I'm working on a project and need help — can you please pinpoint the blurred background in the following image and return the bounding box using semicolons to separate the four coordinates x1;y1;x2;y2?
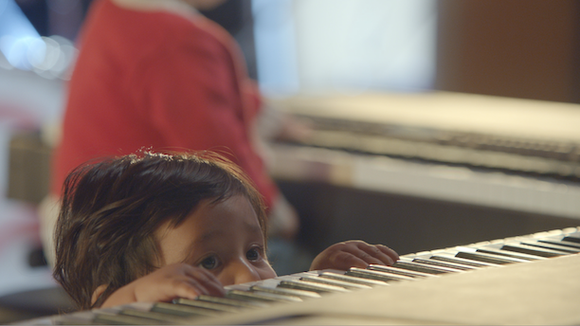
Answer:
1;0;580;322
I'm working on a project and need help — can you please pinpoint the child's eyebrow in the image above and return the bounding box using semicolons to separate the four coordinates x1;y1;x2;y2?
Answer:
191;221;264;247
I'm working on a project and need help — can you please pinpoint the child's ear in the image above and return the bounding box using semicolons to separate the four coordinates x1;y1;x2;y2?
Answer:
91;284;108;306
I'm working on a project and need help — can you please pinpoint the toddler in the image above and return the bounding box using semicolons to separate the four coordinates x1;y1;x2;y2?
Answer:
52;151;398;310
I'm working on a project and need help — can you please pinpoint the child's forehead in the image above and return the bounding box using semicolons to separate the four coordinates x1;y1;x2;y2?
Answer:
154;195;266;265
157;195;263;241
195;195;259;225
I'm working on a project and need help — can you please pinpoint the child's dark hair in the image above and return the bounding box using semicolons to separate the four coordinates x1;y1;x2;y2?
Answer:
52;150;268;309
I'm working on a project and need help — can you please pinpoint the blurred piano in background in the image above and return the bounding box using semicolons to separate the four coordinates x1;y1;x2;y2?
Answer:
265;91;580;257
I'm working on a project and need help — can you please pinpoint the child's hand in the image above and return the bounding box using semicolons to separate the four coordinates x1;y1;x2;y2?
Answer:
100;263;225;308
310;241;399;271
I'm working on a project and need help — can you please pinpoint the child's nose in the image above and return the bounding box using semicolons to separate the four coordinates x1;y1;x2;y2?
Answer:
229;260;262;285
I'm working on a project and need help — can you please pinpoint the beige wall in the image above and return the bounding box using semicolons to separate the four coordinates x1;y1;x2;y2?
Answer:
436;0;580;103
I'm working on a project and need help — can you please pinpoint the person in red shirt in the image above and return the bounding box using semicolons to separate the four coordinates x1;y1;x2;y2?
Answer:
40;0;305;267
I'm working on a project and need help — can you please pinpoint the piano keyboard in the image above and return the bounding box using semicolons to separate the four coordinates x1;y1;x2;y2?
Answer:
25;226;580;325
267;92;580;222
271;92;580;182
285;114;580;182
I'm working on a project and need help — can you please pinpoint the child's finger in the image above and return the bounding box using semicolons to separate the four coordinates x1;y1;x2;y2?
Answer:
376;244;399;261
135;275;209;303
183;266;225;297
171;278;212;300
334;251;372;269
166;277;223;301
336;245;386;267
357;243;397;265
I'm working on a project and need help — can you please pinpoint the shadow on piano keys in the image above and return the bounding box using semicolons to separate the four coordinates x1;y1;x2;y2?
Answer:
23;227;580;325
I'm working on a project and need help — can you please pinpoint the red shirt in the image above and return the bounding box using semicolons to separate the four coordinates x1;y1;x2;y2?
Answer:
51;0;278;209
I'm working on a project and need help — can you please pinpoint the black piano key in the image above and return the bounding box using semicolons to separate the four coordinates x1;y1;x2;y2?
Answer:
562;236;580;244
278;279;350;293
195;294;267;308
559;240;580;249
299;275;372;290
412;258;477;271
392;261;459;274
173;298;242;312
368;264;437;278
227;289;302;303
500;244;565;258
119;309;190;324
430;255;499;268
461;250;531;263
250;285;322;299
455;251;526;265
93;312;165;325
475;248;545;261
402;260;467;273
346;268;414;283
56;319;100;325
55;312;106;325
56;319;98;325
520;241;580;254
319;272;388;286
150;302;219;317
538;239;580;249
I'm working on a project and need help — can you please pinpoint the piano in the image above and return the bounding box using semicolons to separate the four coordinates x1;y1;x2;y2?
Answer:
267;91;580;220
22;226;580;325
264;91;580;256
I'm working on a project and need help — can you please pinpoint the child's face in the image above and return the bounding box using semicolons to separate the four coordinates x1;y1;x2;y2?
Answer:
155;195;276;286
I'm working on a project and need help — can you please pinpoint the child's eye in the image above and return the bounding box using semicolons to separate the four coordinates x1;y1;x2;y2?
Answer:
246;248;261;261
199;255;219;270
